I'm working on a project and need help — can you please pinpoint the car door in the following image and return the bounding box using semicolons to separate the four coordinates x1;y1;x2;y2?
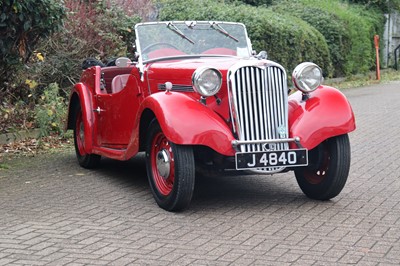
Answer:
95;73;141;148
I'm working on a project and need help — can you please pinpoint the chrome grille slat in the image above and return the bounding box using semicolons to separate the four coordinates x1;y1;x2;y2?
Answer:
250;67;259;150
229;64;289;173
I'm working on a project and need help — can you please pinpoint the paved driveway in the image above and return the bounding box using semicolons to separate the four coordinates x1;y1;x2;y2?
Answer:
1;82;400;265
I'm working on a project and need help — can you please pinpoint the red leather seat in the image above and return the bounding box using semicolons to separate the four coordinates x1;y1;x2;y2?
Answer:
111;74;130;93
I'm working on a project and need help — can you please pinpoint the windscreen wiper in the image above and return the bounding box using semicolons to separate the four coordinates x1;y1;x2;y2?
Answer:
167;22;195;44
209;22;239;42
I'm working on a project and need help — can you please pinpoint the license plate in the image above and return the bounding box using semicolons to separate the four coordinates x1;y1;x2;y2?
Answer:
235;149;308;170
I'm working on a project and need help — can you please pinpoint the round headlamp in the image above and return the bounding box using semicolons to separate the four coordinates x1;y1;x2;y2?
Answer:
292;62;323;93
192;67;222;97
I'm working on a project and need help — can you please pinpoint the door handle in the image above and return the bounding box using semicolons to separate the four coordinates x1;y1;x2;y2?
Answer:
93;107;105;114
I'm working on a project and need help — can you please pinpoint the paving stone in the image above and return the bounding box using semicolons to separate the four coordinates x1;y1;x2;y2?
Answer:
0;259;16;266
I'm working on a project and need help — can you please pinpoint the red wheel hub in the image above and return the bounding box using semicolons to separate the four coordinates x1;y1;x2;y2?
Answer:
150;132;175;196
304;146;330;185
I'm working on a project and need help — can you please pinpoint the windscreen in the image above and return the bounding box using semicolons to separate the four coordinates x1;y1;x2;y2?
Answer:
135;21;252;61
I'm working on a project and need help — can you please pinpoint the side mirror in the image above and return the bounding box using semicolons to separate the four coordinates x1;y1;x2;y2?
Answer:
115;57;132;67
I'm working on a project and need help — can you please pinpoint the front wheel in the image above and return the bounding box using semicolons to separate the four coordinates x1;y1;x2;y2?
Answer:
295;134;351;200
145;120;195;212
73;104;101;169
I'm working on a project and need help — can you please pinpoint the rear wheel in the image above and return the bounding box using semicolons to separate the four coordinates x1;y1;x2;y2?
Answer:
73;104;101;168
295;134;350;200
146;120;195;212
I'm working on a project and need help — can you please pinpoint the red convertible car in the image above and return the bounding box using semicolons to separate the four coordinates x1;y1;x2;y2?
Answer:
66;21;355;211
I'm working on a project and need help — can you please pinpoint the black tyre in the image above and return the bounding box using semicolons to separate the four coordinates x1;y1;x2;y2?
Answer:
73;104;101;169
145;119;195;212
295;134;350;200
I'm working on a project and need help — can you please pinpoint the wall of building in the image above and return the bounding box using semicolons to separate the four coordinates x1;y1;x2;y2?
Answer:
383;12;400;68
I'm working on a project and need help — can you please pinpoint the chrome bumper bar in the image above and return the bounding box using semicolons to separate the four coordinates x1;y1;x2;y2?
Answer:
232;137;302;150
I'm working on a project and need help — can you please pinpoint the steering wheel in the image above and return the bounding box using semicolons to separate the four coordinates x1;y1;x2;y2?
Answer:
142;42;180;54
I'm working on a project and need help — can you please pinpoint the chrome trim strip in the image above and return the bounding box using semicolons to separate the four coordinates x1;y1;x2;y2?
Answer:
158;83;194;92
232;137;300;147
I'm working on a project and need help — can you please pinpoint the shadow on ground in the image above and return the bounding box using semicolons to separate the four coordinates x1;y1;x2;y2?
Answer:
88;153;316;212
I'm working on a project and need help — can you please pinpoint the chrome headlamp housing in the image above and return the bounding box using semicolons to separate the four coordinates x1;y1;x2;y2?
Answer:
292;62;323;93
192;67;222;97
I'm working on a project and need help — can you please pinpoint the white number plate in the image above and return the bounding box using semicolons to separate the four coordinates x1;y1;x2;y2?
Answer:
235;149;308;170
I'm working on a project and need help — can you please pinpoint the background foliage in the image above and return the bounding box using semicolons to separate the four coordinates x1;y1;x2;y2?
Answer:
347;0;400;12
35;83;67;137
36;0;140;91
271;0;385;76
0;0;65;97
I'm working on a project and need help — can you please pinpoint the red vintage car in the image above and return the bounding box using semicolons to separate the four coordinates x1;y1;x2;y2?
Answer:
66;21;356;211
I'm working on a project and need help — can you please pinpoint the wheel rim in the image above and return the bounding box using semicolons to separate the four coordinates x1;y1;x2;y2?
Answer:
303;144;330;185
75;112;86;156
150;132;175;196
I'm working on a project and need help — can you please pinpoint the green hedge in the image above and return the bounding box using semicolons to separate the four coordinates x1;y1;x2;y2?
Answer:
348;0;400;12
272;0;385;76
157;0;333;76
272;3;350;77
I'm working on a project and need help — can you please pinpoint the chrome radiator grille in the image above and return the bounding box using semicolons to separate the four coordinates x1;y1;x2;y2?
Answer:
228;64;289;156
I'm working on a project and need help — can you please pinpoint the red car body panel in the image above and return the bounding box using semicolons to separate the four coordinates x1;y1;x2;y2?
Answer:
138;92;236;156
70;82;96;154
95;75;141;147
67;57;356;161
288;86;356;150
